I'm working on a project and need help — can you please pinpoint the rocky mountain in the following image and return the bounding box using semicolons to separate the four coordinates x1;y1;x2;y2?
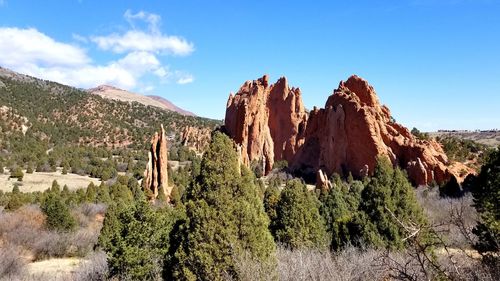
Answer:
147;95;195;116
224;75;472;186
88;85;195;116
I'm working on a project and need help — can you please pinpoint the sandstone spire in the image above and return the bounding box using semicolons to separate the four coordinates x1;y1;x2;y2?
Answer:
144;124;171;200
224;75;307;175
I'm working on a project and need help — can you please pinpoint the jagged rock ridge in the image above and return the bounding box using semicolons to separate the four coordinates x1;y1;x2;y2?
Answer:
224;75;307;175
225;74;465;186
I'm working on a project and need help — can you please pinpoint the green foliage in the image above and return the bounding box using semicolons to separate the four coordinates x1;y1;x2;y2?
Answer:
357;157;427;249
98;199;182;280
272;180;328;250
6;185;23;210
169;132;276;280
438;135;488;163
41;191;76;232
471;148;500;253
250;158;264;178
264;184;281;228
319;180;362;251
9;167;23;181
411;127;429;140
273;160;288;170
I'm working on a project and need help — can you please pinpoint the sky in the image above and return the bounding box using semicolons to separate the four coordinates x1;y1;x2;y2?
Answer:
0;0;499;131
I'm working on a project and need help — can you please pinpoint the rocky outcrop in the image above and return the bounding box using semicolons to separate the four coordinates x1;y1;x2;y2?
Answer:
293;75;454;186
225;74;462;186
144;124;171;200
316;169;332;191
224;75;307;174
181;126;212;153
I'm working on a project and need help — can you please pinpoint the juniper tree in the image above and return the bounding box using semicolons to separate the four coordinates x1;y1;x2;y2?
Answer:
273;180;328;250
168;132;276;281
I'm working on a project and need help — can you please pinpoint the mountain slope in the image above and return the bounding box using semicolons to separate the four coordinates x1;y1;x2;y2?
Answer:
147;95;195;116
88;85;195;116
0;66;219;151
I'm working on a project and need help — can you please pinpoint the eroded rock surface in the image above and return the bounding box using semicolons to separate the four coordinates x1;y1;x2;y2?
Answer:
225;74;465;186
224;75;307;174
144;124;171;200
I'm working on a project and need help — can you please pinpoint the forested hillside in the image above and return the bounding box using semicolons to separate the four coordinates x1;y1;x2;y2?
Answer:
0;67;221;181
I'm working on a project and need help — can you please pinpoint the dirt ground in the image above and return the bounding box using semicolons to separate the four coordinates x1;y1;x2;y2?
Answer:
0;169;101;193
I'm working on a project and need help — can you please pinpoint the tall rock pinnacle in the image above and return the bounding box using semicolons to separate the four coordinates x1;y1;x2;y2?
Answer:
144;124;171;201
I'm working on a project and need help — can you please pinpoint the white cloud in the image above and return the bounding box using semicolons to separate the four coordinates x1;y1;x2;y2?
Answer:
176;74;194;85
0;27;89;67
91;10;194;56
0;11;195;91
91;30;194;56
72;33;88;43
124;9;160;33
0;27;175;89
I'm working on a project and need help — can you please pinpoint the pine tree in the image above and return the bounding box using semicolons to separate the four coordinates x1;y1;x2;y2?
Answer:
273;180;328;250
169;132;276;280
472;148;500;253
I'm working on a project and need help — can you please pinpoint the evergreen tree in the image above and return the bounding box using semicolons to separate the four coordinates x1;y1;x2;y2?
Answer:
50;180;61;194
472;148;500;253
320;183;358;251
264;183;281;232
98;199;181;280
41;191;76;232
273;180;328;250
7;185;23;210
169;132;276;280
357;157;427;249
10;167;23;181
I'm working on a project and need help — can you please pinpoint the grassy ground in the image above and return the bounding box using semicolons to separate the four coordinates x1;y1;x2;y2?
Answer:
0;169;101;193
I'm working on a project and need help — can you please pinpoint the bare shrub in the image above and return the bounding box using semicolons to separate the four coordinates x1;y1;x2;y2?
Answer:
0;203;104;261
273;246;385;281
0;245;26;280
72;250;109;281
416;188;478;248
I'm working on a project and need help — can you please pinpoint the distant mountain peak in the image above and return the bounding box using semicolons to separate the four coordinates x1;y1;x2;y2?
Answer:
87;85;196;116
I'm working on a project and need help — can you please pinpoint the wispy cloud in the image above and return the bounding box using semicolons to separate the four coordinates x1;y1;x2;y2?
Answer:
176;73;194;85
91;10;194;56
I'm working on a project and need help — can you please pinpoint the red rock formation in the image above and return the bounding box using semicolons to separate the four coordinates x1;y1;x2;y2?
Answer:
292;75;454;186
224;75;307;174
144;124;172;200
181;126;211;153
224;74;464;186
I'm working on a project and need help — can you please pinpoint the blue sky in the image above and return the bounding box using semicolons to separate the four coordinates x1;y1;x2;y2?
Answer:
0;0;499;131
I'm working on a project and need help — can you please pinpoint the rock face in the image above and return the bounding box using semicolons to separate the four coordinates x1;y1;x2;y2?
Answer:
224;75;307;174
144;124;171;200
293;75;453;186
225;74;459;186
181;126;212;153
